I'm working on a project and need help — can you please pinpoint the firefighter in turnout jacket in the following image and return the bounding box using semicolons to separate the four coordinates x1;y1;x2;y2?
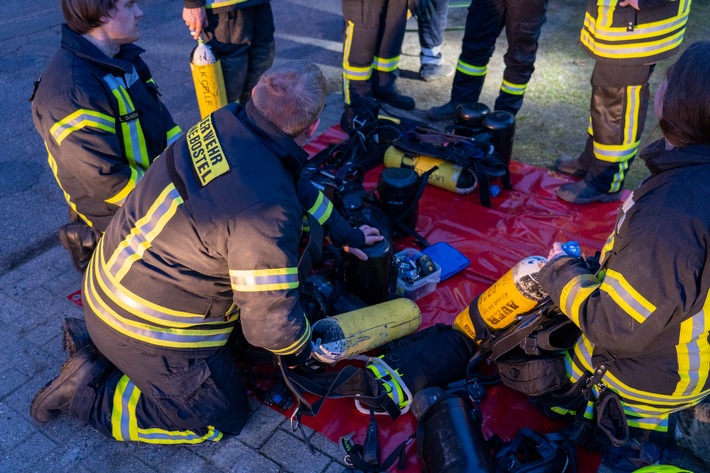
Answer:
427;0;549;121
537;41;710;472
342;0;415;110
30;62;380;443
30;0;181;271
554;0;692;204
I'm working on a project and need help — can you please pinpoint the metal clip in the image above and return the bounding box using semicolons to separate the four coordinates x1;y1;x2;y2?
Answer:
289;406;300;432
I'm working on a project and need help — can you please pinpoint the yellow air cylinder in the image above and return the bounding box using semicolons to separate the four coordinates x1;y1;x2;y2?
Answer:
190;36;227;119
453;255;548;341
311;298;422;364
383;146;477;195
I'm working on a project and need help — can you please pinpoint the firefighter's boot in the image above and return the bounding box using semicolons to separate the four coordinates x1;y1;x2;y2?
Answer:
62;317;92;358
30;345;107;422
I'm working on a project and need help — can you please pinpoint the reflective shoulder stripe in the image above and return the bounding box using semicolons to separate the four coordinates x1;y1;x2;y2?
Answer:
50;109;115;145
600;269;656;323
106;184;183;280
166;125;182;145
104;166;140;205
46;145;93;227
229;267;299;292
112;375;223;444
104;71;151;171
307;191;334;226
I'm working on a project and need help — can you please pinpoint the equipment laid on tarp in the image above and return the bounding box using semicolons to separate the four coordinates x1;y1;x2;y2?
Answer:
292;125;626;473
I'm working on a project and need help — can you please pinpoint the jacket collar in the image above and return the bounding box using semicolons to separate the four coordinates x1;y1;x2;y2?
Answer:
242;100;309;179
60;24;143;74
641;139;710;176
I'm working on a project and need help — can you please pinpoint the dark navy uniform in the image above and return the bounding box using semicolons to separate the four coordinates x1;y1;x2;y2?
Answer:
576;0;691;193
450;0;548;115
79;102;312;443
540;141;710;464
342;0;409;105
31;25;181;232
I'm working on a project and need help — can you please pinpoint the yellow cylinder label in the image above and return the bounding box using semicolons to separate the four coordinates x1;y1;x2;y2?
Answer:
452;306;478;341
190;60;228;119
477;267;539;330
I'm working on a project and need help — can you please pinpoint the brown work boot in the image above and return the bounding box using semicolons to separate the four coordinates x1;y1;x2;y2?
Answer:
556;180;621;205
30;345;103;422
554;155;587;178
62;317;92;358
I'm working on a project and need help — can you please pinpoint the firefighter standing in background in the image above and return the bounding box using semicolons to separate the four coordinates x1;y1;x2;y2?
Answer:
427;0;549;120
553;0;692;204
30;0;181;272
342;0;416;110
183;0;274;105
537;42;710;472
29;62;382;444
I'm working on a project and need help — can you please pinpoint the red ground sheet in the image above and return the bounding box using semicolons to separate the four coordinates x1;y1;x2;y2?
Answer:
66;126;626;472
298;126;629;472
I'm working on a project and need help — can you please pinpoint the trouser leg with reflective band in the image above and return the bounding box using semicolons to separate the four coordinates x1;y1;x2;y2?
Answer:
450;0;505;104
205;4;275;104
342;0;408;104
581;61;654;193
80;311;251;443
494;0;548;115
418;0;450;66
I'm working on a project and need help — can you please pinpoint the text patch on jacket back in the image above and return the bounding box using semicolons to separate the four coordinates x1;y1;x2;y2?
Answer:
187;115;230;186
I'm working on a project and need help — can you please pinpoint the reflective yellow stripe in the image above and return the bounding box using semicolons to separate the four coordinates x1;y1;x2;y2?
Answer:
559;274;601;327
104;70;151;172
50;109;115;145
85;249;235;349
456;60;487;76
581;26;686;60
112;375;223;443
46;145;93;227
107;184;183;280
229;267;299;292
204;0;249;8
307;191;333;226
166;125;182;146
373;55;400;72
592;141;639;163
269;317;312;356
600;269;656;324
105;166;140;205
500;79;527;96
674;296;710;397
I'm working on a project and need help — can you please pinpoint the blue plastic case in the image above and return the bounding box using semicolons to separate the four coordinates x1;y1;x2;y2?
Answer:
421;242;470;281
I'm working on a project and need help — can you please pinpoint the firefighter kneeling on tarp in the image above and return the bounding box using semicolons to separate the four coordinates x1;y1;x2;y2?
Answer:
28;61;383;445
528;42;710;473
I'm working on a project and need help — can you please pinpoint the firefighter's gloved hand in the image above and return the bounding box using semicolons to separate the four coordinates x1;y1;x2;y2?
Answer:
344;225;383;261
408;0;435;21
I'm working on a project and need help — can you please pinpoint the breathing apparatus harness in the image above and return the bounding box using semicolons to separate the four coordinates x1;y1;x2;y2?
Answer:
391;128;509;207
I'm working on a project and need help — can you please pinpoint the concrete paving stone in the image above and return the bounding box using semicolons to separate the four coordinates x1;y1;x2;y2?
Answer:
79;443;156;473
0;246;69;298
260;429;331;473
1;430;58;472
131;444;215;472
0;402;37;451
235;404;290;449
0;291;38;330
301;432;343;463
323;463;354;473
201;435;281;473
0;368;28;399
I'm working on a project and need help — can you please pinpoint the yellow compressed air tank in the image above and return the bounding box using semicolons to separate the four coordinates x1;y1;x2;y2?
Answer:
453;256;548;341
190;36;228;118
311;298;422;364
384;146;477;194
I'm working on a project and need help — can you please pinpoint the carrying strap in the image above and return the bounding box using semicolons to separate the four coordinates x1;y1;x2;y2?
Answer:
297;213;324;284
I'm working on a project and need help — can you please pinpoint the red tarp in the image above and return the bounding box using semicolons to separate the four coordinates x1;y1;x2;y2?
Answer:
298;126;628;472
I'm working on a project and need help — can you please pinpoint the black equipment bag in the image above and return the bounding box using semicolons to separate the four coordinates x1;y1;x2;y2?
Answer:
493;428;576;473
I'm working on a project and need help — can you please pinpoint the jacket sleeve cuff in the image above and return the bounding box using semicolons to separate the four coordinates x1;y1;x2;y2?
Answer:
281;342;313;367
343;228;366;248
184;0;205;8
